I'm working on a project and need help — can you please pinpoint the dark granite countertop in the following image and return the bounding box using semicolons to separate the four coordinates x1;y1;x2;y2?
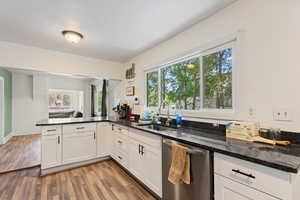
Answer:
36;118;300;173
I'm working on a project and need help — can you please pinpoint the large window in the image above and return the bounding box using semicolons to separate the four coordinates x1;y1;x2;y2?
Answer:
161;57;200;110
146;42;234;113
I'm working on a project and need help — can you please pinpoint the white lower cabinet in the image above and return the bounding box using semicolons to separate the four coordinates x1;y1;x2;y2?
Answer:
214;153;300;200
215;174;278;200
96;123;113;157
128;129;162;197
128;139;144;179
41;134;62;169
62;131;97;164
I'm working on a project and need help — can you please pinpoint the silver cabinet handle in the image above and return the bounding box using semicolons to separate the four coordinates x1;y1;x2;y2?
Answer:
47;129;56;132
58;136;60;144
94;132;96;140
76;127;85;130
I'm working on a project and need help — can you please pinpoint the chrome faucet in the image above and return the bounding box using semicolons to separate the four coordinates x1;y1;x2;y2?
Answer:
158;100;172;127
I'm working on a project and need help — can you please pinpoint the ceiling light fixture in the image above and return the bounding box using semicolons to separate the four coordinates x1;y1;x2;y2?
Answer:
62;30;83;43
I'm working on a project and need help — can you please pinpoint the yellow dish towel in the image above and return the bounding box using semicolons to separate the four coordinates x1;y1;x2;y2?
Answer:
168;142;191;184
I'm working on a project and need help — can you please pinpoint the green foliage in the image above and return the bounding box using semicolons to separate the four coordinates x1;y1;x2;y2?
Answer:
146;48;233;110
203;48;232;109
161;58;200;110
147;71;159;107
97;91;102;112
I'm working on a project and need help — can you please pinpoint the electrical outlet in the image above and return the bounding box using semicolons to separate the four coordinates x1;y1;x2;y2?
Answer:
273;109;292;121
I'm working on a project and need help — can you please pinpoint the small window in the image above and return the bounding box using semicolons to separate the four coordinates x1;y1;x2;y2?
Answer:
48;89;84;118
146;71;159;107
202;48;233;109
161;57;200;110
96;90;103;114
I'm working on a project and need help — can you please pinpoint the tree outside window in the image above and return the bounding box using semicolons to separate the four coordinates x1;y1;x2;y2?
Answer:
161;58;200;110
147;71;159;107
203;48;232;109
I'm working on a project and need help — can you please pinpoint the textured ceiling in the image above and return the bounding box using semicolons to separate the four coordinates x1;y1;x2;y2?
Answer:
0;0;236;61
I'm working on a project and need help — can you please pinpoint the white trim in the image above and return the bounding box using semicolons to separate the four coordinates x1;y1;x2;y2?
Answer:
13;132;41;136
0;77;4;142
143;31;242;72
1;133;12;144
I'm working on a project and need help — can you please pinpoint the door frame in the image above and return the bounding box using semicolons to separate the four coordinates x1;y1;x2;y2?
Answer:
0;77;4;143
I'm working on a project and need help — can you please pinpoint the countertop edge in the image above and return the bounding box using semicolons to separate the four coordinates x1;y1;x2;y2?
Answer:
36;119;299;173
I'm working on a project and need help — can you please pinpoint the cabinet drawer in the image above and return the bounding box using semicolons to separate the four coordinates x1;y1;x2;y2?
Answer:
63;123;96;134
42;126;61;136
114;135;128;154
129;128;162;148
114;150;128;169
113;124;129;136
214;153;292;200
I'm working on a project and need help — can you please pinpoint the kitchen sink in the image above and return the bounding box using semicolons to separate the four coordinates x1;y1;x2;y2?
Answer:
139;124;178;133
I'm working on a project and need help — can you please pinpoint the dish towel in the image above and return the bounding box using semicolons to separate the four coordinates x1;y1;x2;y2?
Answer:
168;142;191;184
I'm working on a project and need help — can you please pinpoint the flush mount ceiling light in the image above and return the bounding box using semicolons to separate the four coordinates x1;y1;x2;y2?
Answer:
62;30;83;43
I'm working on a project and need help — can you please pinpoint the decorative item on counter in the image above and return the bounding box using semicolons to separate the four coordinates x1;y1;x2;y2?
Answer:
126;86;135;96
125;63;136;79
112;102;131;120
175;106;183;127
253;128;291;145
226;122;291;146
141;108;151;121
226;121;260;142
149;111;159;124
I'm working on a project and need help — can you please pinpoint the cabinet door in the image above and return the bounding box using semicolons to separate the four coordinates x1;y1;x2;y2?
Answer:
62;131;96;164
215;174;279;200
128;139;144;180
97;123;113;157
141;144;162;197
41;134;61;169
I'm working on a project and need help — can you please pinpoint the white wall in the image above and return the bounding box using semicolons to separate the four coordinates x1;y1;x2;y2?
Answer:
0;41;123;79
12;73;91;135
124;0;300;132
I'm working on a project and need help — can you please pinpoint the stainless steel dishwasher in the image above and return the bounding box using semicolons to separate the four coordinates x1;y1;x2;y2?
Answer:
162;138;212;200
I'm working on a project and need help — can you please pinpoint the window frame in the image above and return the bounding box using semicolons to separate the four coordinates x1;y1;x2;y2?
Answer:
145;69;160;109
145;35;238;119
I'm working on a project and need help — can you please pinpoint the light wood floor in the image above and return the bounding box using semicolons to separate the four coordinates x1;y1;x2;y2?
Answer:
0;134;41;174
0;160;157;200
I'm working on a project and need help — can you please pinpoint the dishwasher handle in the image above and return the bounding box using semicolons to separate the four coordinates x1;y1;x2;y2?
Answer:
163;140;205;155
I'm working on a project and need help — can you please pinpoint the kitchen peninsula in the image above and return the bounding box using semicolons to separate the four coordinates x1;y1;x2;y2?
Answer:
37;117;300;200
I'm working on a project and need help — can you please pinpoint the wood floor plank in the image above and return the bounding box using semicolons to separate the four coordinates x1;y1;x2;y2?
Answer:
0;160;157;200
0;134;41;174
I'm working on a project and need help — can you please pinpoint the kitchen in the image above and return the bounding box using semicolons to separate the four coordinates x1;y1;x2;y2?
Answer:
1;0;300;200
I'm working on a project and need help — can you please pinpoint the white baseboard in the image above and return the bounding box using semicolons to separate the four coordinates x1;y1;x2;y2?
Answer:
13;132;41;136
1;133;13;144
